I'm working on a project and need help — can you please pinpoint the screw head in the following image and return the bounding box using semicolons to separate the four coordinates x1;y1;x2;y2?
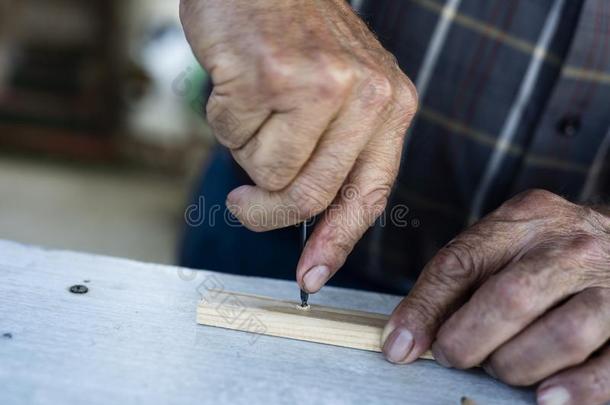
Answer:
69;284;89;294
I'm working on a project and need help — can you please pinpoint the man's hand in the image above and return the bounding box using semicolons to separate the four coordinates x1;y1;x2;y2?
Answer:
382;189;610;405
180;0;417;293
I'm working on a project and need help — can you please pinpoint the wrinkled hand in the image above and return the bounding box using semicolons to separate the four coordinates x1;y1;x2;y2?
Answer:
180;0;417;293
382;190;610;405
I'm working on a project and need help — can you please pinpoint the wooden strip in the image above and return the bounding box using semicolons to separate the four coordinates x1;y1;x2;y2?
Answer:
197;290;434;360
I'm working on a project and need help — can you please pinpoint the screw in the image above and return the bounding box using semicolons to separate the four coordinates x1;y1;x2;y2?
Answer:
69;284;89;294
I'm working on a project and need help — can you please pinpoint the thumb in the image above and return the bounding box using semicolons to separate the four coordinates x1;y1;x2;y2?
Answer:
381;217;534;364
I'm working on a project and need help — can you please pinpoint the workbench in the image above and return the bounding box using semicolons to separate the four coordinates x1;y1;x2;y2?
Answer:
0;240;534;404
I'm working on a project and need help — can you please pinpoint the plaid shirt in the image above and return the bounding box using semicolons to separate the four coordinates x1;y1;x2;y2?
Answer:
344;0;610;292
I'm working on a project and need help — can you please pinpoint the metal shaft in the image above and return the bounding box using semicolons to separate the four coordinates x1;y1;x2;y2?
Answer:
300;222;309;307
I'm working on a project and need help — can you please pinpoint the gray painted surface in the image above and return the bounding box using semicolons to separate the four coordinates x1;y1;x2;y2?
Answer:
0;240;534;404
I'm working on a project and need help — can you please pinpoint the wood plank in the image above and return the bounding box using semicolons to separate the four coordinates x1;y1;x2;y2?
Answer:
197;290;434;359
0;240;532;405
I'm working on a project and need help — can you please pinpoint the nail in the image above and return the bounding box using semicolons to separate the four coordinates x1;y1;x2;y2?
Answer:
431;343;452;368
537;385;570;405
302;265;330;293
382;327;414;363
227;186;249;204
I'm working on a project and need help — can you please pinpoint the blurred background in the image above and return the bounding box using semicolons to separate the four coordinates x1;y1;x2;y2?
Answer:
0;0;212;264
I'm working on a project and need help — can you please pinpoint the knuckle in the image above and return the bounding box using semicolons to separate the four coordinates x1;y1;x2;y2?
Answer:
212;130;243;149
487;354;522;386
329;226;359;260
358;184;392;216
519;188;561;204
231;134;259;161
546;314;594;359
206;104;244;148
493;271;536;315
374;74;394;103
401;292;445;334
435;335;477;369
379;48;400;68
359;71;394;108
251;165;293;191
261;174;290;192
566;234;603;262
585;206;610;233
241;154;297;193
427;241;478;285
261;51;355;99
238;136;313;191
490;360;533;386
260;51;300;89
331;183;391;230
289;181;329;219
396;76;419;118
580;287;609;310
310;58;355;99
499;189;565;219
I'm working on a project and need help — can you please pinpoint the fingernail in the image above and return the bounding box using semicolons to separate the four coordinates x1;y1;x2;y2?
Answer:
382;327;414;363
431;343;452;368
302;265;330;293
537;385;570;405
227;186;249;204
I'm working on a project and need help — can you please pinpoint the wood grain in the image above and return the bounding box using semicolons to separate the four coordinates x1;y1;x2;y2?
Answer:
197;290;434;359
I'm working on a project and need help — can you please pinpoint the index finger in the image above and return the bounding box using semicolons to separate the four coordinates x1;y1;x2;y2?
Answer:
381;208;539;364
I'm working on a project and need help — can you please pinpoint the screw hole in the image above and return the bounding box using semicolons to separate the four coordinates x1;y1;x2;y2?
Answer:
69;285;89;294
